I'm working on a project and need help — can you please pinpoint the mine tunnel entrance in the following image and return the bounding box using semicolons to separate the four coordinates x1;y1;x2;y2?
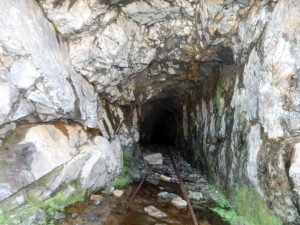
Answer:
139;97;183;153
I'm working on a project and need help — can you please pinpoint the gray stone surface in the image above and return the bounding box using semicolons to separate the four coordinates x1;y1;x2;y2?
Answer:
144;205;168;219
0;0;299;224
0;124;122;205
0;0;98;127
171;197;187;210
144;153;163;165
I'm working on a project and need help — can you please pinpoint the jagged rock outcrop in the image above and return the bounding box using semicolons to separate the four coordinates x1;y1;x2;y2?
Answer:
0;0;299;224
0;123;122;210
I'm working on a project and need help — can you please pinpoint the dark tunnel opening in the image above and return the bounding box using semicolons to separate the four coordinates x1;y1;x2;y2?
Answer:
139;97;182;147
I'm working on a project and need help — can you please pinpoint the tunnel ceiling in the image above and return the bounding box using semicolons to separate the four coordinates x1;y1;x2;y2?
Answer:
39;0;242;105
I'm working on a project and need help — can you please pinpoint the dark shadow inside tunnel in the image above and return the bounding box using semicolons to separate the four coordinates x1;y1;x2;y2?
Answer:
139;97;182;147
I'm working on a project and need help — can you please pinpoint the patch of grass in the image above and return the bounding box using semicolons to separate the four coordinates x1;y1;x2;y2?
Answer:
233;187;283;225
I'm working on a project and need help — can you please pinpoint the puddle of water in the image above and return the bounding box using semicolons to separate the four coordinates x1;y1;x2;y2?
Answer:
59;182;228;225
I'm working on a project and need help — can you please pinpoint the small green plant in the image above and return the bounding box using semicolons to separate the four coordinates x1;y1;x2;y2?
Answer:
211;207;237;222
216;193;231;209
210;190;237;223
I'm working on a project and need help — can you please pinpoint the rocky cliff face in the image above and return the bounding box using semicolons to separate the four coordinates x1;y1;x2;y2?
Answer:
0;0;299;224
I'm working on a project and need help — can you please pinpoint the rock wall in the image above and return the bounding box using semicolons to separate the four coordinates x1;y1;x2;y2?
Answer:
0;0;299;224
180;1;300;223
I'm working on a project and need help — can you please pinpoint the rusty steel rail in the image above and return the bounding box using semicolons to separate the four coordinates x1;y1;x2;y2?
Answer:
117;169;149;225
126;168;149;209
167;147;199;225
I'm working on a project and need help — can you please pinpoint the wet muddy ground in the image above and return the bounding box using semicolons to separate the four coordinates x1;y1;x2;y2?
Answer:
59;181;227;225
59;145;228;225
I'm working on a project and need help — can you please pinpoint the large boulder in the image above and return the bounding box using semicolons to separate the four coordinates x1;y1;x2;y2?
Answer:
0;123;122;206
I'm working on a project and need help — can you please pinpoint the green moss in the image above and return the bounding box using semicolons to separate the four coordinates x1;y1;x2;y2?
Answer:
233;187;282;225
210;188;237;223
211;207;237;222
1;129;17;151
1;186;84;225
214;80;222;115
134;84;145;96
106;148;136;189
209;186;283;225
0;211;12;225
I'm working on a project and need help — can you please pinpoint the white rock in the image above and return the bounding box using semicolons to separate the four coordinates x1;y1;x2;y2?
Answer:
113;190;124;198
0;124;122;201
144;205;167;219
171;197;187;209
289;143;300;195
160;174;171;182
0;0;98;127
144;153;163;165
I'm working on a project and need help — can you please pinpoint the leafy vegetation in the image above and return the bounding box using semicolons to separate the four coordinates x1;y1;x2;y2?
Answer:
211;190;237;223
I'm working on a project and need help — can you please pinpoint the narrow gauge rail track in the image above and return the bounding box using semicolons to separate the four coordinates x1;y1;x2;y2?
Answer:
118;144;200;225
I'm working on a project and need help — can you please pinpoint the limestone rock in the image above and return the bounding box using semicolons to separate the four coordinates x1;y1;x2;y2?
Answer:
171;197;187;209
158;192;179;202
0;0;98;127
90;194;103;202
144;153;163;165
113;190;124;198
160;174;171;182
188;191;203;201
0;124;122;205
144;205;167;219
289;143;300;196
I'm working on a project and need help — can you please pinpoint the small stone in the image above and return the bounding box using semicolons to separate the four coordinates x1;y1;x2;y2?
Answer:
171;197;187;209
132;171;141;182
188;191;203;201
71;213;78;219
90;194;103;201
54;211;65;220
113;189;124;198
101;186;114;196
158;192;179;202
160;174;171;182
144;153;163;165
90;194;103;205
146;173;160;186
144;205;167;219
